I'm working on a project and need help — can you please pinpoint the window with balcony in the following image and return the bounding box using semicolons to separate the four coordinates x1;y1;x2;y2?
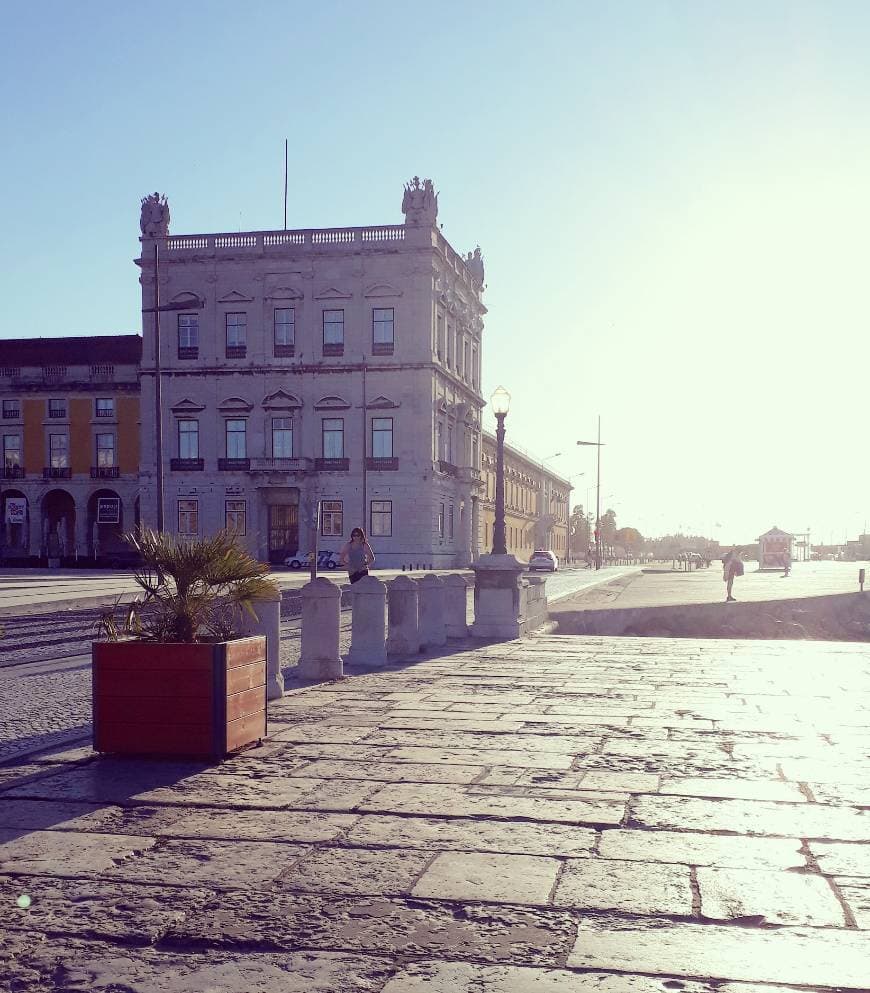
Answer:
178;499;198;536
367;417;397;469
322;309;344;356
3;434;21;477
448;502;454;539
225;313;247;358
322;418;344;458
226;499;246;535
95;398;114;418
220;419;248;469
48;398;66;419
438;502;445;538
372;307;394;355
46;433;69;477
272;417;293;458
178;314;199;359
370;500;392;537
171;419;203;470
2;400;19;419
274;307;295;357
321;500;343;537
96;433;115;466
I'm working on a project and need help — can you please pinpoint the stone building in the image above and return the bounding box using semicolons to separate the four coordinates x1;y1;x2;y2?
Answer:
479;431;571;562
0;336;141;565
136;180;486;568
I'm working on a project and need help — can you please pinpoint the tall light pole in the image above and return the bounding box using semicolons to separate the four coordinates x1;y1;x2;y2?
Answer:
490;386;511;554
577;416;604;569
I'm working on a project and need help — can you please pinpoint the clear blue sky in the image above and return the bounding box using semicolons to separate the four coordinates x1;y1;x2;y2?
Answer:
3;1;869;545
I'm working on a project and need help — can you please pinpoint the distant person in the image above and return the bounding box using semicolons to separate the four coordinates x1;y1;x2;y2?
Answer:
339;527;375;584
722;548;743;602
782;550;791;577
585;548;594;569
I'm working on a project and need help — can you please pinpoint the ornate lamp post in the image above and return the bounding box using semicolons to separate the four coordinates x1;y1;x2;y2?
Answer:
490;386;511;554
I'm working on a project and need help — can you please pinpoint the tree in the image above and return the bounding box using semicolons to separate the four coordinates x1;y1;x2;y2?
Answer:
598;509;617;553
569;504;591;552
614;526;644;552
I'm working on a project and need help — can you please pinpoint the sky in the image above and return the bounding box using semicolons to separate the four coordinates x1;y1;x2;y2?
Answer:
2;0;869;546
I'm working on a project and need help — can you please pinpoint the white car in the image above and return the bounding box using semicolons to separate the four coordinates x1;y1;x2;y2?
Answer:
284;550;341;570
528;549;559;572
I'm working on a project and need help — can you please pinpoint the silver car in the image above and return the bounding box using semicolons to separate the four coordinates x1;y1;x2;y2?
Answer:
529;549;558;572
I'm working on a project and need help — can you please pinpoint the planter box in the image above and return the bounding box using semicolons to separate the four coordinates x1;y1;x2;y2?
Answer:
92;636;267;759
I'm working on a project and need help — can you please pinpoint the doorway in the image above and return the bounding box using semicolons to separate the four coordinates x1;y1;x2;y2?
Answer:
268;503;299;563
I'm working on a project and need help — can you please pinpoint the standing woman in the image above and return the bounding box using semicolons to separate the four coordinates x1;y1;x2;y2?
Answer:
340;527;375;584
723;547;743;602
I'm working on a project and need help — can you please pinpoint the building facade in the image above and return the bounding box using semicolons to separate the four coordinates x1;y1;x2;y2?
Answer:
479;431;571;562
137;180;486;568
0;336;141;565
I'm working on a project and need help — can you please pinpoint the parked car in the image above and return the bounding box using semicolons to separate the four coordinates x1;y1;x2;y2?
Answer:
529;549;559;572
284;550;341;570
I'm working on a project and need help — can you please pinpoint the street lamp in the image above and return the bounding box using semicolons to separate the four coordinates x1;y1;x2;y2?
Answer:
577;416;605;569
490;386;511;555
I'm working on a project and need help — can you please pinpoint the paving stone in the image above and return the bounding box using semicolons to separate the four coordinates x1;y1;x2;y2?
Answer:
0;828;155;876
385;745;576;769
162;808;357;843
345;814;597;857
360;783;625;824
517;770;659;793
569;921;870;987
697;866;845;925
631;795;870;839
277;846;430;896
0;798;113;833
380;717;526;732
167;890;578;966
382;961;724;992
103;837;308;888
600;829;804;868
659;778;806;802
295;758;485;784
369;729;599;752
808;782;870;806
269;724;376;743
412;851;559;904
838;878;870;928
811;840;870;877
554;858;692;915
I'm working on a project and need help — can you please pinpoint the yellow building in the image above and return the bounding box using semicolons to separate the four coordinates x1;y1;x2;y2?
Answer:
480;430;570;562
0;336;141;564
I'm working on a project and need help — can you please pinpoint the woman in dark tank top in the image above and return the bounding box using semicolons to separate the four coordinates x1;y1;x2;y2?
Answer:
339;527;375;583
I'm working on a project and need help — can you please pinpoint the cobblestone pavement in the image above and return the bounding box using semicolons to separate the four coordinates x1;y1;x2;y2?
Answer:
1;634;869;990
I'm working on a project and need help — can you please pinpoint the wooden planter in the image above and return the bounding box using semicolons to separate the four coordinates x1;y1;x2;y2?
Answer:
92;636;267;759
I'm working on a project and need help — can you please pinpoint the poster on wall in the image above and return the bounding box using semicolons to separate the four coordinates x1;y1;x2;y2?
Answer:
5;498;26;525
96;497;120;525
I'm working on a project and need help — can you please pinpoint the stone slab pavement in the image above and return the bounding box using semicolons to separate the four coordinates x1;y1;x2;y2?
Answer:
1;633;869;990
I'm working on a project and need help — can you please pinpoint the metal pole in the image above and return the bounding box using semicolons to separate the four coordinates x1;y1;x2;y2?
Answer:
493;412;507;554
283;139;288;231
309;499;320;583
153;242;165;532
595;415;601;569
361;358;367;537
566;487;571;566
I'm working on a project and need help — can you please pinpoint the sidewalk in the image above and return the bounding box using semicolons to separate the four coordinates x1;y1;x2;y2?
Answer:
1;633;869;990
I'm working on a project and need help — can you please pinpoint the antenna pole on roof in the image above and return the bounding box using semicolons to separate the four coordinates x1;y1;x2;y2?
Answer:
283;138;288;230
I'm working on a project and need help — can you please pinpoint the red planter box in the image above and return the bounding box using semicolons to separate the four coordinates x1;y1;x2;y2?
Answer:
92;636;267;759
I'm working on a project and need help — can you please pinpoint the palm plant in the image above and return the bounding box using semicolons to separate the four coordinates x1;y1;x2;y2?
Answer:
99;527;280;643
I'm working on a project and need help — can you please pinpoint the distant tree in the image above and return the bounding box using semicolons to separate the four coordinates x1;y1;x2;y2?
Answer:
598;509;617;552
569;504;591;552
614;526;644;552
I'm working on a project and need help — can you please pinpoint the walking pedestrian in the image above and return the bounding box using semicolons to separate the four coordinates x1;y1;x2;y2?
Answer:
782;550;791;577
723;548;743;602
339;527;375;584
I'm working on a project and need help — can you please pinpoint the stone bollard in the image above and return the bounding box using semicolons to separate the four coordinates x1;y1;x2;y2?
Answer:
443;573;469;639
347;575;388;667
387;575;420;657
238;593;283;700
298;578;343;681
418;573;447;650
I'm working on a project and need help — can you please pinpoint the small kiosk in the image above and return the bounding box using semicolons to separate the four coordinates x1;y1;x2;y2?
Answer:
758;527;794;571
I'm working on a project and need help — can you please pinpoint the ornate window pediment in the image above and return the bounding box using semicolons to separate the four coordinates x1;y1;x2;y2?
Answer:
437;399;449;414
217;396;254;413
170;398;206;414
314;286;352;301
265;286;303;301
217;290;254;304
363;283;402;299
262;389;303;410
314;395;351;411
169;291;204;309
366;395;399;410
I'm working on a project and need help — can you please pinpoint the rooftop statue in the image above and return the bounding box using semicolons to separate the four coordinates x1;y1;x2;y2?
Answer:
401;176;438;226
140;192;170;237
466;245;485;284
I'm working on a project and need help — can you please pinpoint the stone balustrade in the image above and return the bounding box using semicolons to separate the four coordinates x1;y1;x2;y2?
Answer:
163;225;406;255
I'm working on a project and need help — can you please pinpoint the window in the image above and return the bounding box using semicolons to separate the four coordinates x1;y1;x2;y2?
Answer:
48;398;66;418
226;499;246;535
448;503;454;539
2;400;19;419
372;307;394;353
178;419;199;458
178;499;198;536
178;315;199;357
3;435;21;467
50;433;68;468
447;324;454;367
463;341;469;380
436;313;444;359
272;417;293;458
273;307;295;356
321;500;343;537
447;425;454;464
435;421;443;461
322;418;344;458
96;433;115;467
322;309;344;354
371;417;393;458
438;502;445;537
370;500;392;537
226;313;247;355
225;419;247;458
95;398;114;418
472;346;479;388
